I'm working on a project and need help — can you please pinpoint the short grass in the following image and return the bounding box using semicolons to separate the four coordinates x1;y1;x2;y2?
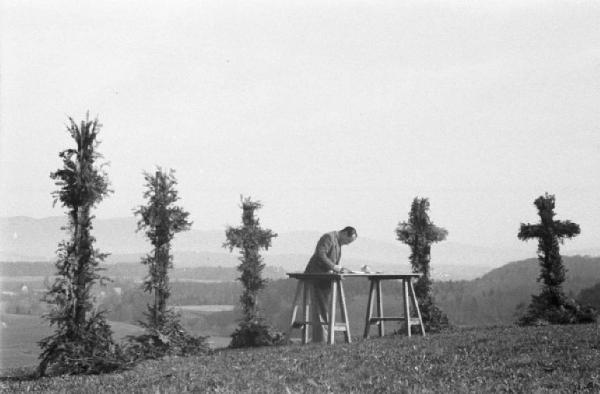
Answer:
2;324;600;392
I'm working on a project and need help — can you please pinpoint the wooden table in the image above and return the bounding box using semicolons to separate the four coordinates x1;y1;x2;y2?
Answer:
286;272;425;345
286;273;351;345
362;273;425;339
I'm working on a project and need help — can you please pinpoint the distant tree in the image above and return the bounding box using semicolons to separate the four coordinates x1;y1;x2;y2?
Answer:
39;114;121;376
129;168;207;359
396;197;450;332
518;193;595;325
223;196;283;347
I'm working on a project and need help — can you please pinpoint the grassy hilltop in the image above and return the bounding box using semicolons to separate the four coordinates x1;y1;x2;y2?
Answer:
2;324;599;392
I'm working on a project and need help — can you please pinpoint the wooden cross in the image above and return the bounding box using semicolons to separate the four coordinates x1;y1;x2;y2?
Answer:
518;193;580;305
518;193;580;244
396;198;447;291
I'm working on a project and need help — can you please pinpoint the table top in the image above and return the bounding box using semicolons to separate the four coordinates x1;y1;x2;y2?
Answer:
287;272;421;280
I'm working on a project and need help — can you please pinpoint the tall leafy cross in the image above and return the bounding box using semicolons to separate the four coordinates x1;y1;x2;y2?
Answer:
39;114;116;376
396;197;448;301
135;168;192;327
224;196;277;321
518;193;580;308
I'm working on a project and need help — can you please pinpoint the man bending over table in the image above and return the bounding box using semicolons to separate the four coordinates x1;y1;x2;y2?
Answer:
304;226;357;342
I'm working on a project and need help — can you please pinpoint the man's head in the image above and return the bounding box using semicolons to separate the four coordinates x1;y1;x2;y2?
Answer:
339;226;357;245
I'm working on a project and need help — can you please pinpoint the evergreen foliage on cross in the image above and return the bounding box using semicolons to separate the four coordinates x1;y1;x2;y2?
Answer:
518;193;579;304
135;168;192;326
396;197;450;332
517;193;596;325
396;198;448;299
224;196;284;347
39;114;120;376
128;168;208;359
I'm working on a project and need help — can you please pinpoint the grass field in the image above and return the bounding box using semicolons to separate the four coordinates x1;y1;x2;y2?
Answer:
2;323;599;392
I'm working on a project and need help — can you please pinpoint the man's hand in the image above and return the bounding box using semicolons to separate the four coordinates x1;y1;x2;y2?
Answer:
332;265;343;273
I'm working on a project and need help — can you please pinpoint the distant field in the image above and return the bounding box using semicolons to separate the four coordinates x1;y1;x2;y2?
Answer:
0;314;52;371
173;305;234;312
206;336;231;349
171;279;232;283
0;314;144;372
0;276;47;283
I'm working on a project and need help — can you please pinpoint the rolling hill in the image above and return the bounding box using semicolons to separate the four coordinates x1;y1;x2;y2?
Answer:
433;255;600;326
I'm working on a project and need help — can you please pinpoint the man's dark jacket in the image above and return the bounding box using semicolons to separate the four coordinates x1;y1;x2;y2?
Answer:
304;231;342;273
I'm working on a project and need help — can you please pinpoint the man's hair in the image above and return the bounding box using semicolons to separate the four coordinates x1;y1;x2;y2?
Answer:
341;226;357;237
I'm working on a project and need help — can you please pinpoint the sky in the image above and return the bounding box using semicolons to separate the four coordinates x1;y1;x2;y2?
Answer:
1;0;599;251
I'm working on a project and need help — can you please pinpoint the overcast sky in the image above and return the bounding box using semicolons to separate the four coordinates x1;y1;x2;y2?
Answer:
1;1;599;250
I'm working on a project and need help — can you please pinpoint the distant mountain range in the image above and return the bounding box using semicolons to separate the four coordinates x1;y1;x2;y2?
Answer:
1;216;598;280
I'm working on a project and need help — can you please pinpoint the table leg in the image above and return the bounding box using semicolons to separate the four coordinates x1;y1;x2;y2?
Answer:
376;279;385;337
302;281;311;344
408;279;426;336
403;279;411;337
338;280;351;343
328;279;338;345
287;280;303;343
363;279;375;338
